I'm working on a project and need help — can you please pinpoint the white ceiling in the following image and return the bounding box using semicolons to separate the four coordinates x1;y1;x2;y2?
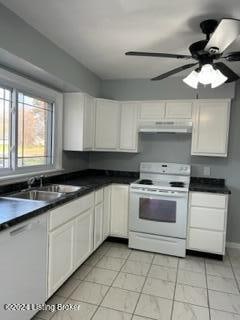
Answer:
1;0;240;80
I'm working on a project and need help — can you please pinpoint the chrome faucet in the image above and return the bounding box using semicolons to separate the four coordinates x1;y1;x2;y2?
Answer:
27;177;35;189
39;175;45;188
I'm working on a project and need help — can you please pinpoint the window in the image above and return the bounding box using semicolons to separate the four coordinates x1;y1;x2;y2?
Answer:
17;92;53;168
0;84;55;175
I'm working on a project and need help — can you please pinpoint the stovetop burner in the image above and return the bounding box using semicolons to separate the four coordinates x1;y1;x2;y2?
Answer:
139;179;153;185
170;181;185;188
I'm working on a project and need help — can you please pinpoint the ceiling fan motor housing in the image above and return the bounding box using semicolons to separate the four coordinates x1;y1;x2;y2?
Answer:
200;19;219;37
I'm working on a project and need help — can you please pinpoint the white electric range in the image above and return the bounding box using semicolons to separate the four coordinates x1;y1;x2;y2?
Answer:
129;162;191;257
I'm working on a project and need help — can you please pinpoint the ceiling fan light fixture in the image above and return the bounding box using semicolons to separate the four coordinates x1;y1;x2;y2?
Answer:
182;70;199;89
211;69;228;88
198;64;215;85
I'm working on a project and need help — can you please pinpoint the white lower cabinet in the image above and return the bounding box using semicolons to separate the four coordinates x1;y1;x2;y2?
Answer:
94;202;104;250
103;185;111;239
188;228;225;254
110;184;129;238
74;208;94;268
187;191;228;255
48;194;94;297
48;220;75;296
48;184;130;297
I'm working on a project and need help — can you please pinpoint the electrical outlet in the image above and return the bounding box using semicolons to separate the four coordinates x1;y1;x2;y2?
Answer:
203;166;211;176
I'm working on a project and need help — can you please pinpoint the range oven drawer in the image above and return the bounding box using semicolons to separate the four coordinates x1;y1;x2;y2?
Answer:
129;231;186;257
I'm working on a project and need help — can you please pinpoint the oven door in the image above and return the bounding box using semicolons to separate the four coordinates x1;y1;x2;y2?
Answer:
129;188;188;239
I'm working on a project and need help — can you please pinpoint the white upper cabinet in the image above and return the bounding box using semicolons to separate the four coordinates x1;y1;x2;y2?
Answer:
191;99;231;157
64;93;231;157
165;100;193;119
119;102;139;152
139;101;165;121
63;93;94;151
83;94;95;149
139;100;193;121
95;98;120;150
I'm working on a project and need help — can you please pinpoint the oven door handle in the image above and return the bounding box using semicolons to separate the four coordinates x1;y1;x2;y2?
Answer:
130;188;188;198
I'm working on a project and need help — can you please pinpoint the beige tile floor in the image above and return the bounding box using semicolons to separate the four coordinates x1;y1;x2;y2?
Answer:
32;242;240;320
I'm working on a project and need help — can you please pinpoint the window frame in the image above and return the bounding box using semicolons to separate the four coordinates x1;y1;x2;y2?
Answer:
0;84;13;174
0;67;63;179
14;90;54;171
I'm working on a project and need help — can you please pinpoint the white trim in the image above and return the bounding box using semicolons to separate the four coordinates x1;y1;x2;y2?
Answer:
226;242;240;249
0;168;64;186
0;67;63;177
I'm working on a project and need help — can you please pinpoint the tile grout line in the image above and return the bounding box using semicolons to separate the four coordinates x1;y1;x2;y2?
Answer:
227;250;240;294
50;244;112;320
170;257;180;320
130;252;155;320
41;243;240;320
89;244;132;320
204;258;212;320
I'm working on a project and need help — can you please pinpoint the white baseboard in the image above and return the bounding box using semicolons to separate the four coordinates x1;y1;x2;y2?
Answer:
226;242;240;249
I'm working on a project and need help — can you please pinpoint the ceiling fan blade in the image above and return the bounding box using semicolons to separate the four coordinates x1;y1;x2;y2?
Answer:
151;63;198;81
214;62;239;82
205;19;240;54
223;51;240;61
125;51;193;60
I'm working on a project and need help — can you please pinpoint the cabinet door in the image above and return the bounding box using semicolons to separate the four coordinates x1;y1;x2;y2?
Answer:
165;101;192;119
95;99;120;149
139;101;165;120
103;186;111;240
94;202;104;249
120;103;138;151
83;94;94;150
74;208;94;269
48;220;74;296
110;184;129;238
191;100;231;157
63;93;84;151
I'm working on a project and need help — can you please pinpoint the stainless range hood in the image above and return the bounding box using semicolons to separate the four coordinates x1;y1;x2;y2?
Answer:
139;121;192;134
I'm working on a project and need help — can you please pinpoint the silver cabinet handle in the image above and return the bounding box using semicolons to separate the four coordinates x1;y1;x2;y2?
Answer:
10;224;30;236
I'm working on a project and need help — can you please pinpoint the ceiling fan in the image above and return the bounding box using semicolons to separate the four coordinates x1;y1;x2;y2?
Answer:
125;19;240;88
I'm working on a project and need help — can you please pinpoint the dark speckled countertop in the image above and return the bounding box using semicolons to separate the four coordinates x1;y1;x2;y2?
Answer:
0;169;138;232
190;177;231;195
0;170;231;232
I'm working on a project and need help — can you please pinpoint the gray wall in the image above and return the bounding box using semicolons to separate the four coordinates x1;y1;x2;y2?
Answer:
0;3;100;96
100;77;235;100
62;152;89;172
90;79;240;243
0;3;100;171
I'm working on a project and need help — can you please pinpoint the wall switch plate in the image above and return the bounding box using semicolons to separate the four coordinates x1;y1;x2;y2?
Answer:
203;166;211;176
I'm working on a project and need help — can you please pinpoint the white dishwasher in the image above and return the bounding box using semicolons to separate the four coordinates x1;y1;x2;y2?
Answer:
0;214;47;320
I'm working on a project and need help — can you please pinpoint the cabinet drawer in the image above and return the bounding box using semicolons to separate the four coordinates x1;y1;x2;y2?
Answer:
49;193;94;230
188;228;225;254
95;188;104;205
189;207;225;231
190;192;227;209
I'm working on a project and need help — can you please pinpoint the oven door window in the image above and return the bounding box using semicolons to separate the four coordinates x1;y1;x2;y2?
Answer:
139;197;176;223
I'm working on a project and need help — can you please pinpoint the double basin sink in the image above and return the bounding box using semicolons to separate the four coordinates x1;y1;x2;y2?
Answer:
8;184;82;202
